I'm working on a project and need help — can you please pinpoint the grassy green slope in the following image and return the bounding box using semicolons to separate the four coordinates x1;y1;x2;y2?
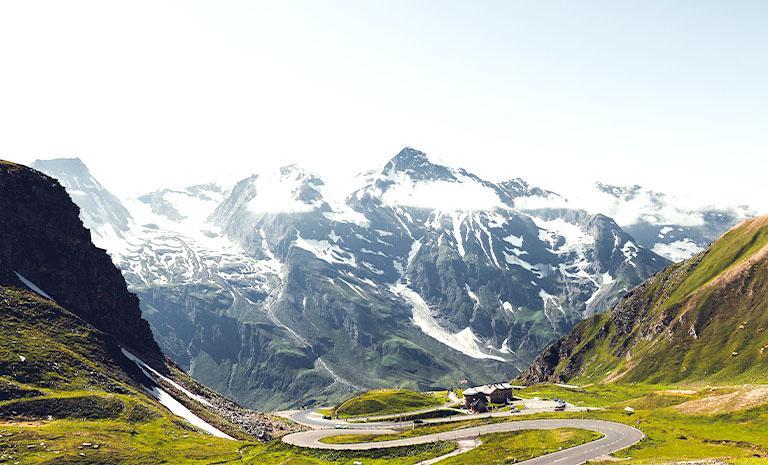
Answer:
525;216;768;385
0;286;248;464
332;389;448;418
0;286;460;465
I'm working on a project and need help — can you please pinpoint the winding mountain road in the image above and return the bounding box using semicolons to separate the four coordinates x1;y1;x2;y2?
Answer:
283;419;644;465
285;400;594;430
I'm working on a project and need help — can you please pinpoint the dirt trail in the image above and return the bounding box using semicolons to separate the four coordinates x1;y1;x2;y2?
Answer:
675;385;768;414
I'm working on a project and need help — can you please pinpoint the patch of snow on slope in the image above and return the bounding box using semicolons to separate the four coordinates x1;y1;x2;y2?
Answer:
393;260;404;275
451;212;467;257
622;241;639;267
539;289;566;329
362;261;384;275
486;212;507;228
121;348;213;407
474;214;502;267
120;349;233;440
339;278;366;300
585;272;615;306
406;239;422;269
503;234;523;247
392;284;506;362
539;290;564;314
499;338;513;354
315;357;364;391
465;284;480;305
294;234;356;267
13;272;54;300
653;239;705;262
502;252;542;278
322;208;370;227
534;218;593;253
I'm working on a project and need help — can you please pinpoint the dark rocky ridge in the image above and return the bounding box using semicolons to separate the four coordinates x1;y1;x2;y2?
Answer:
0;161;162;364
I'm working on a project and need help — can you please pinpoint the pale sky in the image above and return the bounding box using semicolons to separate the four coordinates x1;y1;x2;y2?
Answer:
1;1;766;210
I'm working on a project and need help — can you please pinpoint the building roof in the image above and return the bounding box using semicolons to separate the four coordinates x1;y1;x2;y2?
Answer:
463;382;518;396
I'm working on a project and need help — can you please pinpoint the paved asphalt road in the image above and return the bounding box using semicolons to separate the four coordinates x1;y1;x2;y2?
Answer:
287;404;593;430
282;419;644;465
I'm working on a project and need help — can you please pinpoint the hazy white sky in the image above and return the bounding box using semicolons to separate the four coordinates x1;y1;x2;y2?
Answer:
1;1;766;210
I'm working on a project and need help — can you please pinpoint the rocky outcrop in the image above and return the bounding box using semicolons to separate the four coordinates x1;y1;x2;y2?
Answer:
0;161;162;363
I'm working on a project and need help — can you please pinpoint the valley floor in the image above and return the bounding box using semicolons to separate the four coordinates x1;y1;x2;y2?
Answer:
5;383;768;464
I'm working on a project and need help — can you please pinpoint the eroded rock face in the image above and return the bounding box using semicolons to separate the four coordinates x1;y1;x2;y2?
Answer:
0;161;161;364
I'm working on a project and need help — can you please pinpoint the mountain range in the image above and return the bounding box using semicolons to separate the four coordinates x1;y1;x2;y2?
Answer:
30;148;752;409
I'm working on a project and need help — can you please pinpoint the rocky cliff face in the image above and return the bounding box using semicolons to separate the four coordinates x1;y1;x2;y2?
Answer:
0;161;161;363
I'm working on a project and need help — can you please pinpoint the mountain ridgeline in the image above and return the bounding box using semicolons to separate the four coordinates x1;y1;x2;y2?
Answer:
523;215;768;385
30;148;746;410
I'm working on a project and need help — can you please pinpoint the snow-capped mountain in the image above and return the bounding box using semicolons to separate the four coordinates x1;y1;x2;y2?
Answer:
34;148;677;409
515;181;754;262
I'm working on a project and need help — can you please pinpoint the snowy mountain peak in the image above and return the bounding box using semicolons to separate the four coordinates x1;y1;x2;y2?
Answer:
385;146;430;170
381;147;456;182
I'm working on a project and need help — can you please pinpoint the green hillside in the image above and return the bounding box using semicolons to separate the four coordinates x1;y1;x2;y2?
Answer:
0;285;253;464
332;389;448;418
523;216;768;385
